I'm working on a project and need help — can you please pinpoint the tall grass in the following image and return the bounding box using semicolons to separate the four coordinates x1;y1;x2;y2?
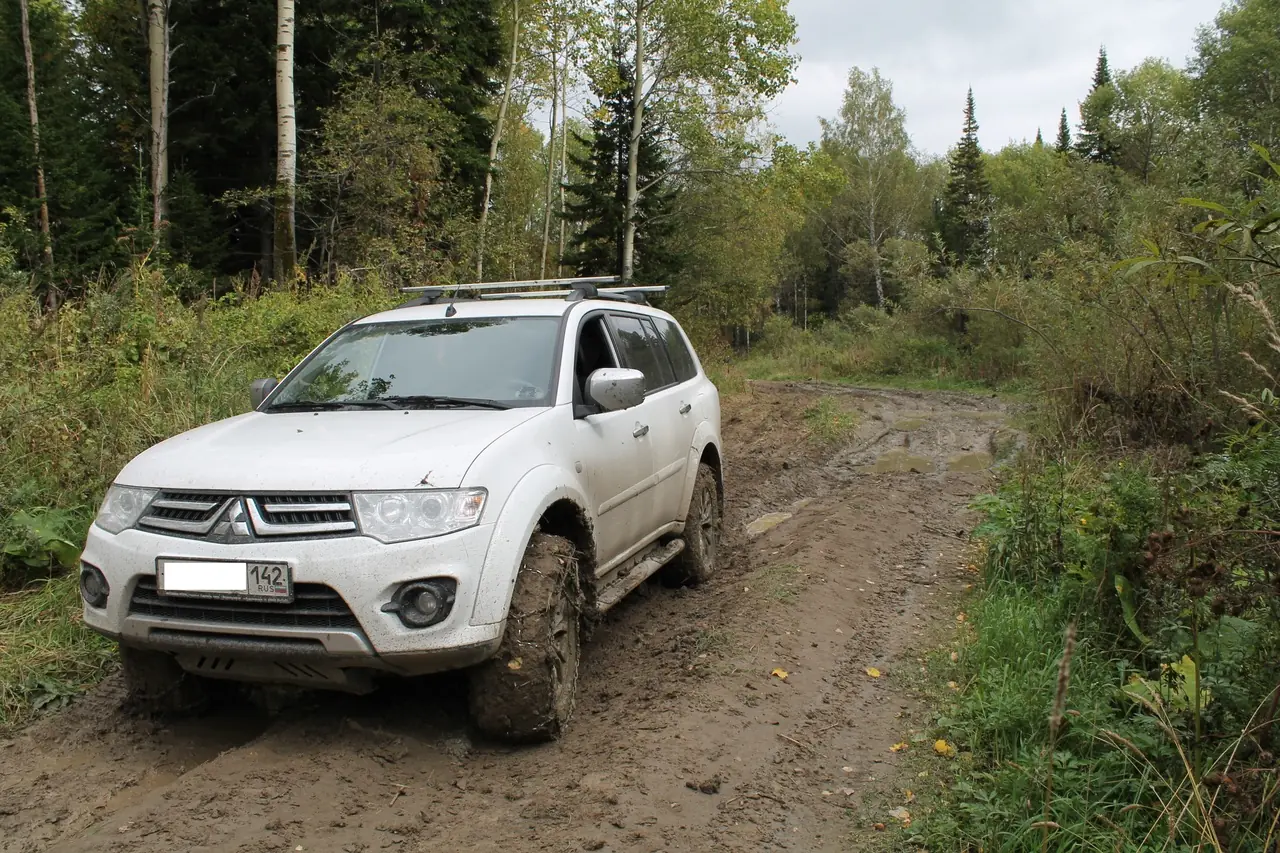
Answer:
925;449;1280;852
0;575;113;731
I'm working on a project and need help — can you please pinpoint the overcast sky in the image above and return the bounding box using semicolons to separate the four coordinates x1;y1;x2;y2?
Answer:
766;0;1226;157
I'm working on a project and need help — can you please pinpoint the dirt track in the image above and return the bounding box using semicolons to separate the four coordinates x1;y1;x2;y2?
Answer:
0;382;1014;853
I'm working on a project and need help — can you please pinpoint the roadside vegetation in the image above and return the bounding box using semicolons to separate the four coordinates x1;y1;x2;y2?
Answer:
1;0;1279;844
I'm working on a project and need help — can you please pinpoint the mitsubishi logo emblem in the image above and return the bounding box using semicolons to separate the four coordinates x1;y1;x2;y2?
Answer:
211;498;253;541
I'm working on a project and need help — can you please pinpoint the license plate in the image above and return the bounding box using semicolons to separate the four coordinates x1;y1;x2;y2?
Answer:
157;559;293;601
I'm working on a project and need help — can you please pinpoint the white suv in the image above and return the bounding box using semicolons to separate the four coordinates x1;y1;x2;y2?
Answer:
79;281;723;741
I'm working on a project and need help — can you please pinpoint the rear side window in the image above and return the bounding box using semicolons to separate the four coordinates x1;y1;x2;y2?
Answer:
657;319;698;383
610;314;675;392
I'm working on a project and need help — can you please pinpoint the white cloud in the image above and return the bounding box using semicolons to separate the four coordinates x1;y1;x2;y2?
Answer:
767;0;1225;156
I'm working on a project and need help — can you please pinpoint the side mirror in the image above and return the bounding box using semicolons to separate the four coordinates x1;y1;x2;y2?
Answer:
250;378;279;409
585;368;645;412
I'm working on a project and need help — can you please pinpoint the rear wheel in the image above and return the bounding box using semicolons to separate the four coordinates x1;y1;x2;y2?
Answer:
468;533;581;742
120;645;209;715
663;463;722;586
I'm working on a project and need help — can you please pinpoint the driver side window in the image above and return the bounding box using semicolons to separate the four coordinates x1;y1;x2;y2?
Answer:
574;316;618;404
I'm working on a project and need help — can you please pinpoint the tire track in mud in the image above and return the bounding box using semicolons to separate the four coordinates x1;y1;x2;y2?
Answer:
0;382;1012;853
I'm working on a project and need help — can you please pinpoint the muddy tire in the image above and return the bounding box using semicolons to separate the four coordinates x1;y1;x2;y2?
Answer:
663;463;722;586
120;645;208;715
469;533;581;743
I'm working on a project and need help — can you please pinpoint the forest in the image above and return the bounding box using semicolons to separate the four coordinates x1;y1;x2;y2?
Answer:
3;0;1280;849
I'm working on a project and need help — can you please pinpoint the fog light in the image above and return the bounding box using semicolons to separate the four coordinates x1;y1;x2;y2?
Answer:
381;579;456;629
80;562;109;608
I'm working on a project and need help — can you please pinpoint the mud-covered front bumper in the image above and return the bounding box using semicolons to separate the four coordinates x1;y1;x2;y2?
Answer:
80;522;505;680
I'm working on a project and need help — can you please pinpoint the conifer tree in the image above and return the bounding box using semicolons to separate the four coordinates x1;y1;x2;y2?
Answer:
562;55;678;281
1034;127;1044;147
1055;107;1072;153
1076;46;1120;165
938;87;991;266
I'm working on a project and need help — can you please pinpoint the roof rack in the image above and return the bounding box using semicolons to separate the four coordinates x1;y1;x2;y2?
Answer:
398;276;667;305
401;276;621;294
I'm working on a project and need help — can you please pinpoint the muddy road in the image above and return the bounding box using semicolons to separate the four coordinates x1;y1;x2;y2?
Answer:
1;382;1014;853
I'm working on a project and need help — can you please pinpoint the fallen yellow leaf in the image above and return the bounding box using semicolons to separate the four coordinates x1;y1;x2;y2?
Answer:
865;667;882;678
770;668;789;681
904;789;915;803
890;742;909;753
947;680;960;691
934;739;957;758
507;658;522;671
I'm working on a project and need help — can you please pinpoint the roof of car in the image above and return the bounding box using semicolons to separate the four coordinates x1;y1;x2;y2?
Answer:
354;296;672;326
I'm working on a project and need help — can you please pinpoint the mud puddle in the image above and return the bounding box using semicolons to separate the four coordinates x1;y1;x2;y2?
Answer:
0;381;1012;853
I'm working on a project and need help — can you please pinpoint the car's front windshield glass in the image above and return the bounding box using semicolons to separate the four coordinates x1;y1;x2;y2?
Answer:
268;317;560;410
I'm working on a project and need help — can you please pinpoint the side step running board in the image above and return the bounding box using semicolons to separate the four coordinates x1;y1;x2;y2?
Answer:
592;539;686;616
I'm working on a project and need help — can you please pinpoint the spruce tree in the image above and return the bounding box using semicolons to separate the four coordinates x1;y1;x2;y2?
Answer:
938;88;991;266
1034;128;1044;147
561;56;678;281
1055;108;1072;153
1076;46;1120;165
1092;46;1112;88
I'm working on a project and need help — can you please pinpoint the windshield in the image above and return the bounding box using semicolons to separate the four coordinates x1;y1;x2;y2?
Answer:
268;317;560;410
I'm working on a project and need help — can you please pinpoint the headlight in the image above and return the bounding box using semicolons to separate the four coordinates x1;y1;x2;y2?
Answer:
354;489;487;544
94;485;158;534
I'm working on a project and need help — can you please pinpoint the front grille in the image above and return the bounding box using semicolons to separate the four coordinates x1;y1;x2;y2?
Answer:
249;494;357;534
139;492;229;535
137;492;358;539
129;577;361;630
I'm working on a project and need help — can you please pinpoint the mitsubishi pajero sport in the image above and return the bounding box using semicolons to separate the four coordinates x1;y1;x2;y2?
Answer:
78;278;723;742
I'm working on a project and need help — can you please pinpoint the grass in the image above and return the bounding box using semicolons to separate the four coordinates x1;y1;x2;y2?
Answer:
0;575;114;731
751;563;803;605
804;396;860;443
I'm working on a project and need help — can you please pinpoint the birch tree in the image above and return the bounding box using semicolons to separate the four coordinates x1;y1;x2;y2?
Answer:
18;0;53;273
476;0;521;281
275;0;297;281
146;0;170;243
613;0;797;282
819;68;925;308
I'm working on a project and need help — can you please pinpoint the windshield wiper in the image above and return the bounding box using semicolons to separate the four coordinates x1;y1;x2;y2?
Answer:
265;400;349;411
377;395;513;411
266;399;399;412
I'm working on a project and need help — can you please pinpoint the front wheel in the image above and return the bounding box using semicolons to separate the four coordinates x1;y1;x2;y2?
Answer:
468;533;581;742
663;463;722;586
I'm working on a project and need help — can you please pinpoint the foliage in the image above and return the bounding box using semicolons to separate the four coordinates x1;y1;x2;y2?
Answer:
562;54;679;281
1195;0;1280;155
926;445;1280;851
0;574;114;731
1077;47;1122;167
938;89;993;267
818;68;936;308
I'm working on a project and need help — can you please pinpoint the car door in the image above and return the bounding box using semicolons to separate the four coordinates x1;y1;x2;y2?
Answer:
650;316;705;523
605;313;689;533
570;314;656;568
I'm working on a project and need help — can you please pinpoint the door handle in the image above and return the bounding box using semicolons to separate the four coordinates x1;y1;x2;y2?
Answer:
679;403;692;415
633;423;650;438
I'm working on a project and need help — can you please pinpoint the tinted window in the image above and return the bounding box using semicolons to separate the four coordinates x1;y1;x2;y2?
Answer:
611;315;675;392
657;319;698;383
271;317;559;408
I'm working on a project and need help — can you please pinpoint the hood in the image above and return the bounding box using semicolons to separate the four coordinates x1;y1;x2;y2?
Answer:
116;408;547;492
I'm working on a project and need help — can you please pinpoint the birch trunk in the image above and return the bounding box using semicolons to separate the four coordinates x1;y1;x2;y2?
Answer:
147;0;169;243
556;53;569;276
621;0;646;283
476;0;520;281
538;61;560;277
868;192;884;309
18;0;53;271
274;0;297;282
